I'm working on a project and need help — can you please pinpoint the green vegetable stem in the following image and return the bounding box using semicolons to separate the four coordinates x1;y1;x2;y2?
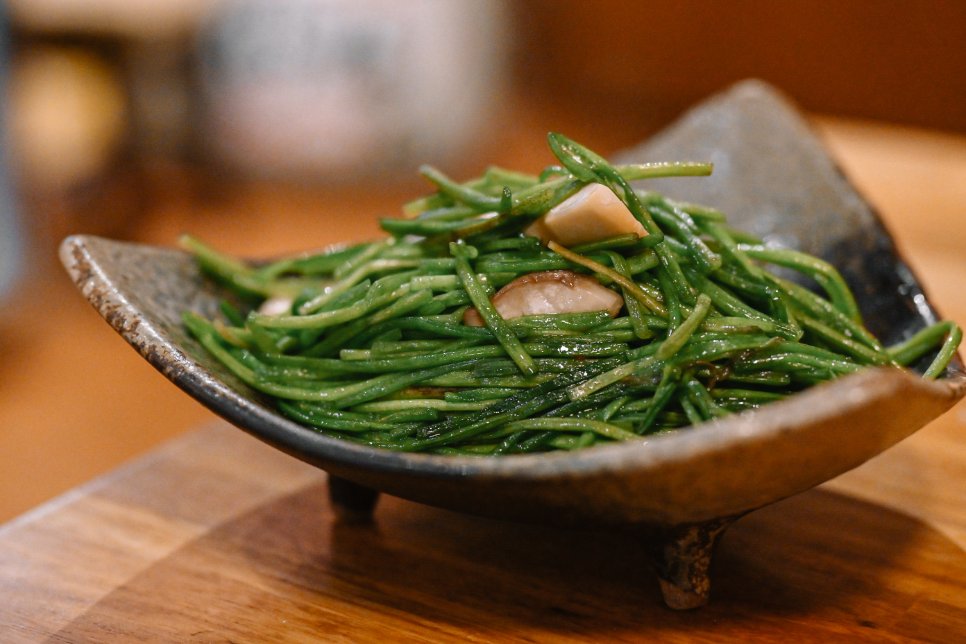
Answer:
180;134;961;455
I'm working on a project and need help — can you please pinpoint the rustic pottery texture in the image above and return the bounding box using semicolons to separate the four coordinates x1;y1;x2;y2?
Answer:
60;81;965;609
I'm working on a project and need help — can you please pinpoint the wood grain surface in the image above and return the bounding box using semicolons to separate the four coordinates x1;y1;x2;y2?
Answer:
1;114;965;641
2;422;965;643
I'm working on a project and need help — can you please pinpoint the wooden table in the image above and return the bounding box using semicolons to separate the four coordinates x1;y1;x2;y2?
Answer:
2;418;965;642
2;116;966;641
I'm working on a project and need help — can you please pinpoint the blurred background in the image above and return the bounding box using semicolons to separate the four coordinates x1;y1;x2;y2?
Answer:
0;0;964;522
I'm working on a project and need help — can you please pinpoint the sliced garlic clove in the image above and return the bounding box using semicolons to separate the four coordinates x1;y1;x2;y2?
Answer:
258;295;295;316
526;182;647;246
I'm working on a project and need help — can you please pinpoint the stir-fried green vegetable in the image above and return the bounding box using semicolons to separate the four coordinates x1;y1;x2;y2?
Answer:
181;133;961;455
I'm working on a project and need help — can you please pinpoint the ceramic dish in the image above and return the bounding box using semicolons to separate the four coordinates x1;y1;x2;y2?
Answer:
61;81;965;609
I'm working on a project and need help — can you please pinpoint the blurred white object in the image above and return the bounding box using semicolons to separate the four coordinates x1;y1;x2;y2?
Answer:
198;0;508;180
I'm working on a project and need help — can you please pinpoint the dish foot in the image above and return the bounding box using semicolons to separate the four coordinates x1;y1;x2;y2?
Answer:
327;475;380;524
647;516;735;610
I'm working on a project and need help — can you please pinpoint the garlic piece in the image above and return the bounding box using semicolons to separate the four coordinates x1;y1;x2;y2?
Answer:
525;183;646;246
258;295;295;316
463;270;623;326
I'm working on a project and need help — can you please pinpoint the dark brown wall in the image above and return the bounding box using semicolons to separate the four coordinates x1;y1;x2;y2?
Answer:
511;1;966;133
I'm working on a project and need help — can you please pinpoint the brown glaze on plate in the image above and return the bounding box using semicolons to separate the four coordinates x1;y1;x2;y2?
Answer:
60;81;965;609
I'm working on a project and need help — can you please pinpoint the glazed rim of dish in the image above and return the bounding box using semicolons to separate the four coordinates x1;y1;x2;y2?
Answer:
181;357;965;478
